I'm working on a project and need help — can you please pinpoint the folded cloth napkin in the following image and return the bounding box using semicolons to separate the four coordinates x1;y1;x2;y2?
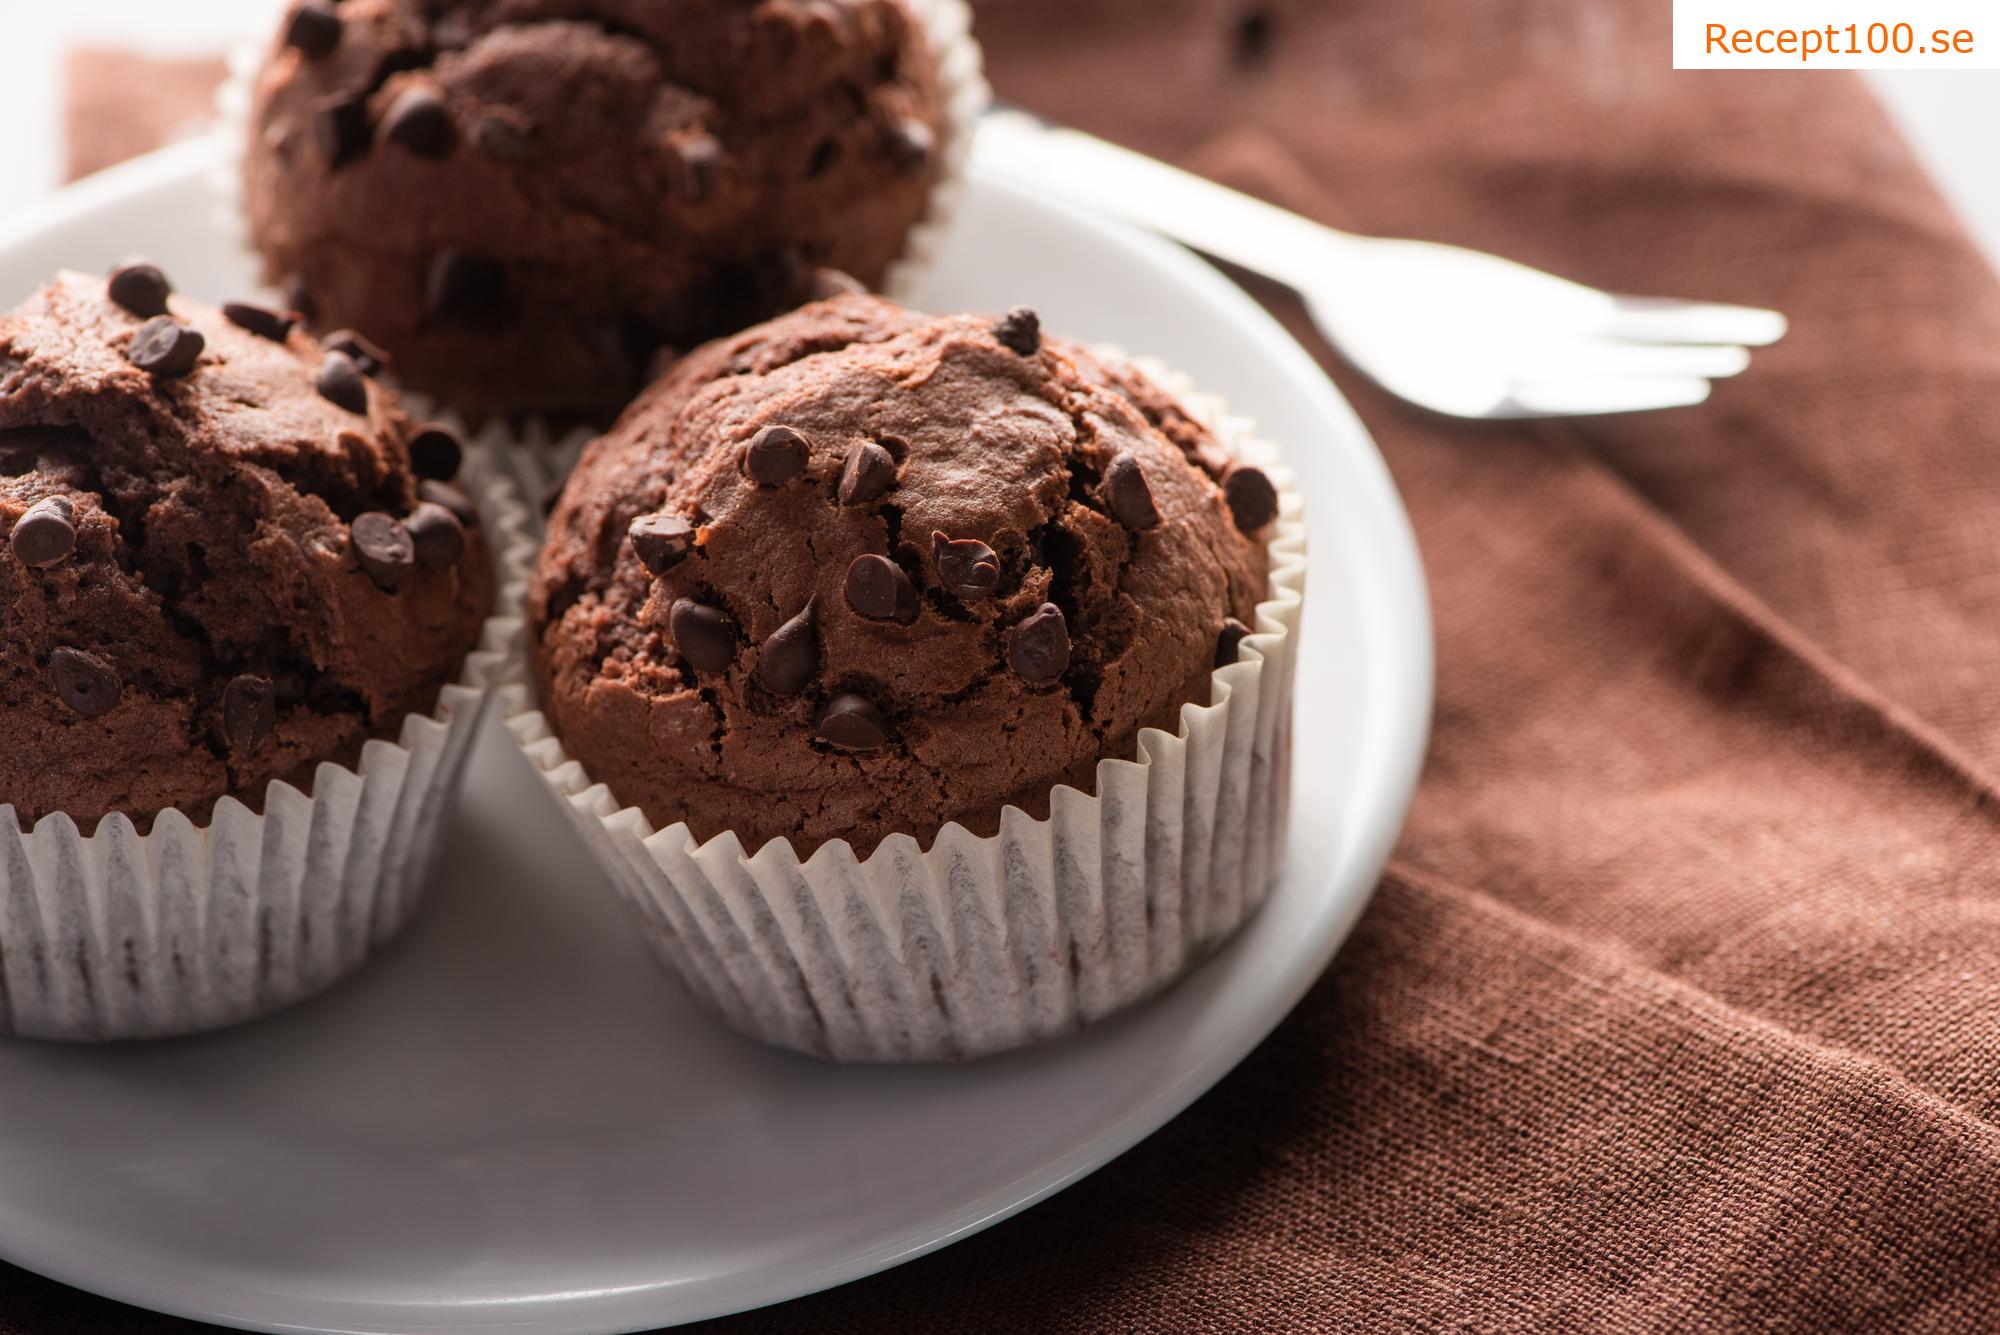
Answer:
14;0;2000;1330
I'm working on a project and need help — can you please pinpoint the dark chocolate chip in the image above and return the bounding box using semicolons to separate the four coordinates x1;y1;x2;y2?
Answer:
809;268;866;300
51;647;118;717
673;134;722;204
1223;466;1279;532
323;328;388;375
314;94;372;169
629;512;695;575
1215;616;1254;667
742;425;810;487
993;306;1041;356
932;531;999;601
1231;4;1274;66
670;598;736;673
351;511;414;591
11;497;75;568
283;275;318;323
407;423;463;480
315;350;369;414
283;1;343;59
126;317;204;378
473;114;538;163
1105;454;1161;530
383;86;455;158
815;693;888;751
425;250;506;322
1009;603;1070;684
223;301;296;342
407;501;466;569
221;674;277;754
886;117;936;174
837;441;897;506
757;597;818;697
419;479;479;527
107;260;171;318
845;554;919;625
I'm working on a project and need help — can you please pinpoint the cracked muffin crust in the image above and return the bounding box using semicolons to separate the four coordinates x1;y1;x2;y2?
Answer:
531;294;1274;857
0;269;493;829
242;0;950;422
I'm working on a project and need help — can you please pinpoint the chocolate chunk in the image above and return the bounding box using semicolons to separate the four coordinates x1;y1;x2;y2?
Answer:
315;95;372;169
629;512;695;575
223;301;296;342
809;268;866;299
845;554;919;624
315;350;369;414
1009;603;1070;684
419;479;479;527
1223;466;1279;532
886;117;935;174
837;441;896;505
932;531;999;600
757;597;818;696
107;260;170;318
1105;454;1161;530
426;250;506;322
126;317;204;378
283;275;318;324
384;87;456;158
407;501;466;569
324;328;388;375
742;425;810;487
407;423;463;480
993;306;1041;356
815;693;888;751
673;134;722;204
51;647;118;717
283;1;343;59
1215;616;1253;667
11;497;75;568
670;597;736;673
221;674;277;754
351;511;414;591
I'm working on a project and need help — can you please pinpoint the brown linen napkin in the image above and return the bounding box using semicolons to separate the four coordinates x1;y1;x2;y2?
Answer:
12;3;2000;1329
62;49;228;183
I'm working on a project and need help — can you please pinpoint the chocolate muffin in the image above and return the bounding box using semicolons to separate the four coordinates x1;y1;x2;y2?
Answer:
0;268;492;829
241;0;952;422
531;295;1274;857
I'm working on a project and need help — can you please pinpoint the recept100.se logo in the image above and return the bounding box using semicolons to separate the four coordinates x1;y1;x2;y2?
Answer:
1672;0;1995;67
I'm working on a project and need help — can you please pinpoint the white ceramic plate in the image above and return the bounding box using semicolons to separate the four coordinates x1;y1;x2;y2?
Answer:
0;136;1432;1335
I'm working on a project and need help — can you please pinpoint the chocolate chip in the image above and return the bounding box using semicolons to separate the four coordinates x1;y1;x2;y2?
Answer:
815;693;888;751
932;531;999;600
886;117;935;174
11;497;75;568
673;134;722;204
351;511;414;591
283;276;318;323
1105;454;1160;530
473;114;538;163
670;597;736;673
1231;4;1274;66
426;250;506;322
407;501;465;569
283;1;342;59
1216;617;1254;667
742;425;810;487
107;260;170;318
845;554;919;624
1009;603;1070;684
837;441;896;506
315;350;369;414
629;512;695;575
407;423;462;480
384;86;455;158
323;328;388;375
223;301;295;342
315;94;372;169
419;479;479;527
757;597;818;696
809;268;866;299
51;647;118;717
126;317;204;378
1223;466;1279;532
221;674;276;754
993;306;1041;356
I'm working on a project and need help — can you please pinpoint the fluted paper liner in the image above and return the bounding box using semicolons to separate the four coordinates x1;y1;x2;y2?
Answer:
0;436;536;1042
506;357;1305;1061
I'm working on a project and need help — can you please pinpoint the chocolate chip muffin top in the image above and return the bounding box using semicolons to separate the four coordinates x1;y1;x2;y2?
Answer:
0;268;493;830
532;295;1274;857
243;0;950;422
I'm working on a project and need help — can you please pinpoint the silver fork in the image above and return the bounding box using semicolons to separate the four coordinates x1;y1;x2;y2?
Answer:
973;112;1787;419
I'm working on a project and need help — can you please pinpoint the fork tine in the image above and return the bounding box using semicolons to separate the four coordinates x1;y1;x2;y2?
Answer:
1600;297;1788;348
1498;376;1713;418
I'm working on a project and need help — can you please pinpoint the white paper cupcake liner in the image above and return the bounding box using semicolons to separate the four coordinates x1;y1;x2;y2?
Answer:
0;434;536;1042
504;355;1305;1061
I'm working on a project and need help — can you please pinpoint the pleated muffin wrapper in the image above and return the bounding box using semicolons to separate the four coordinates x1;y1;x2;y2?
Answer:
504;355;1306;1061
0;435;537;1043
